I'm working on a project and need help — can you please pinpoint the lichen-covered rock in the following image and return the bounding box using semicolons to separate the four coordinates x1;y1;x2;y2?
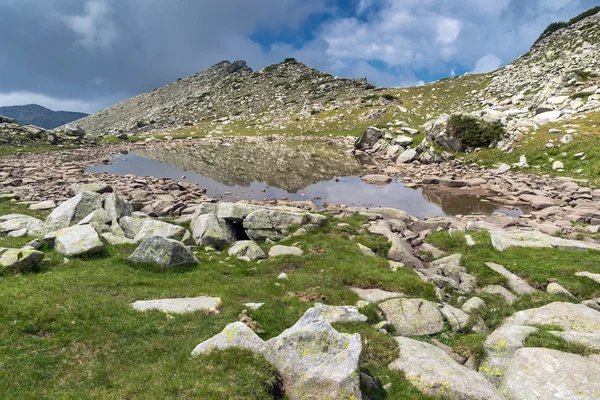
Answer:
462;297;486;314
216;203;264;221
479;325;538;387
103;193;132;221
192;306;362;400
119;216;146;239
129;236;198;267
503;302;600;333
243;209;327;241
190;213;235;249
549;331;600;351
313;303;368;323
46;225;104;256
0;214;45;235
133;296;221;314
77;209;112;226
228;240;267;261
134;219;190;243
101;232;137;245
546;282;578;301
351;287;404;303
484;262;537;295
441;304;471;332
499;348;600;400
268;245;303;258
46;191;103;229
481;285;517;304
418;254;476;293
378;298;444;336
389;336;504;400
356;243;376;257
67;183;112;196
491;229;600;252
0;248;44;273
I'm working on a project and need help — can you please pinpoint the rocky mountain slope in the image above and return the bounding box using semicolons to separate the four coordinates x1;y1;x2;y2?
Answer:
0;104;87;129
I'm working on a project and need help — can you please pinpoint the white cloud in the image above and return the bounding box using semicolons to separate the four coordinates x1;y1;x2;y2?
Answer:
61;0;117;50
436;17;462;45
471;54;502;73
0;92;104;113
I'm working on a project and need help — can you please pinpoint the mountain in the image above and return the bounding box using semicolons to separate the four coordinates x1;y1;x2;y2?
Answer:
0;104;87;129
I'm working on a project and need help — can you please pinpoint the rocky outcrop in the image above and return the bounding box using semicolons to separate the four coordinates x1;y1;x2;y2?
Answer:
128;236;198;267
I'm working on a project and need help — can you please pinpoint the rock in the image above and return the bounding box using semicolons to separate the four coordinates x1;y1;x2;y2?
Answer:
490;229;600;252
396;148;418;164
547;282;578;301
132;296;221;314
419;254;476;293
243;303;264;310
101;232;137;245
356;243;376;257
575;271;600;284
389;337;503;400
387;235;424;268
533;110;561;124
394;135;414;146
481;285;518;304
420;243;447;258
313;303;368;323
441;304;471;332
465;234;476;246
0;248;44;273
560;134;574;144
462;297;486;314
355;126;384;150
216;203;264;221
134;219;191;243
499;348;600;399
362;174;393;186
129;236;198;267
191;213;236;249
0;215;45;235
552;160;564;170
103;193;132;221
351;287;404;303
244;209;326;241
67;183;112;196
549;331;600;350
519;194;565;209
78;209;111;226
268;245;303;257
228;240;267;261
118;216;146;239
479;325;538;387
484;262;537;295
46;191;103;229
378;298;444;336
503;302;600;333
192;307;363;400
47;225;104;257
29;200;56;210
277;273;288;280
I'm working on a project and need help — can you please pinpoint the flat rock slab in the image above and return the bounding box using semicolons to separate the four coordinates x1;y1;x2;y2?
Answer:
351;287;404;303
132;296;221;314
29;200;56;210
361;174;392;185
485;262;537;295
491;229;600;252
268;245;303;257
378;298;444;336
390;337;504;400
313;303;367;323
503;302;600;333
519;194;566;209
500;348;600;400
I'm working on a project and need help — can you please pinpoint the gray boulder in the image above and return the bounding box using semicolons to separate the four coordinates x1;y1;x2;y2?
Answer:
268;245;303;257
491;229;600;252
119;216;146;239
129;236;198;267
355;126;384;150
190;213;235;249
103;193;132;221
440;304;471;332
419;254;476;293
228;240;267;261
134;220;191;243
351;287;404;303
67;182;112;196
47;225;104;256
132;296;221;314
503;302;600;333
46;191;103;229
0;248;44;273
485;262;537;295
313;303;368;323
0;214;45;235
216;203;264;221
389;337;504;400
378;298;444;336
481;285;518;304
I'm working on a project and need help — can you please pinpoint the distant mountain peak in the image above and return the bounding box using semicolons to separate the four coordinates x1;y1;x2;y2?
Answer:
0;104;88;129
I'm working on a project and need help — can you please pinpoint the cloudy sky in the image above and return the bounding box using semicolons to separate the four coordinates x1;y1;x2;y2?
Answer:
0;0;597;113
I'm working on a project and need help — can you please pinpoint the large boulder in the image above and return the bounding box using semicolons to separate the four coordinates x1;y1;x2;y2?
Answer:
228;240;267;261
0;214;45;235
499;348;600;400
46;191;103;229
313;303;368;323
268;245;303;257
134;220;191;243
119;216;146;239
244;209;327;241
103;193;132;221
132;296;221;314
190;213;235;249
503;302;600;333
389;337;504;400
355;126;384;150
129;236;198;267
216;203;264;221
378;298;444;336
46;225;104;256
192;306;362;400
418;254;476;293
424;114;462;151
0;248;44;274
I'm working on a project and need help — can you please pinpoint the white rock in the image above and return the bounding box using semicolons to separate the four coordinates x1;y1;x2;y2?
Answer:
132;296;221;314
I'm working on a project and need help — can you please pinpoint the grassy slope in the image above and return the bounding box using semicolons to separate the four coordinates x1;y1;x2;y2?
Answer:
1;199;599;399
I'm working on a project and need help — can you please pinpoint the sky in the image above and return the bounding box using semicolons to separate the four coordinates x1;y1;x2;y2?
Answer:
0;0;597;113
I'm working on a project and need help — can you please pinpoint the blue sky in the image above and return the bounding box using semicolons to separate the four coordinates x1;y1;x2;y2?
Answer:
0;0;597;113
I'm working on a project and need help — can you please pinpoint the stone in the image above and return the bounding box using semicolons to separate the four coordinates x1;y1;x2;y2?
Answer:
397;148;418;164
351;287;404;303
481;285;518;304
394;135;414;146
77;209;111;226
547;282;578;301
490;229;600;252
268;245;303;257
503;302;600;333
441;304;471;332
533;110;561;124
378;298;444;336
387;235;424;268
389;337;503;400
419;254;476;293
277;273;288;280
103;193;132;221
499;348;600;400
46;191;103;229
479;325;538;387
47;225;104;257
576;271;600;284
0;215;45;235
129;236;198;267
192;307;363;400
216;203;264;221
355;126;384;150
134;219;190;243
228;240;267;261
484;262;537;295
101;232;137;245
560;134;574;144
549;331;600;351
191;213;235;249
465;234;476;246
552;160;564;170
519;194;565;209
462;297;486;314
243;303;264;310
29;200;56;210
361;174;392;185
313;303;368;323
356;243;376;257
67;183;112;196
132;296;221;314
118;216;146;239
0;248;45;273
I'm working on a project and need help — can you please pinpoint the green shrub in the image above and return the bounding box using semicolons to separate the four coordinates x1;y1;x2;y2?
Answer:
535;6;600;44
381;94;400;102
283;57;297;64
447;114;505;150
571;92;591;100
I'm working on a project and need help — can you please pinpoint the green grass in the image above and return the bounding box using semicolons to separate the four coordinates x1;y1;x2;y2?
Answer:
523;325;597;356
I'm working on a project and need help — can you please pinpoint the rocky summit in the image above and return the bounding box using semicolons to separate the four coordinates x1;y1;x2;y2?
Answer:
2;6;600;400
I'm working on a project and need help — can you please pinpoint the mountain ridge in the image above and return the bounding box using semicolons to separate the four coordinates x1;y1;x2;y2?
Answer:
0;104;87;129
